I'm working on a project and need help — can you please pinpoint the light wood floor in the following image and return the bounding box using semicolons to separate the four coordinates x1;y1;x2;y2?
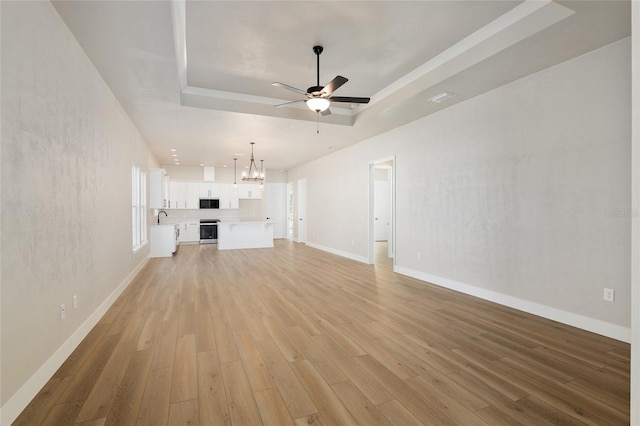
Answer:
15;240;630;425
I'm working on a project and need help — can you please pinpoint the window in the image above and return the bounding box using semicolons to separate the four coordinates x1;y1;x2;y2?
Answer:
132;164;147;251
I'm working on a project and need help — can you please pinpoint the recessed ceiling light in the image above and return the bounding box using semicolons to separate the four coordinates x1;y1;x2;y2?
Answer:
175;163;180;165
223;165;227;168
428;92;457;103
200;163;204;166
170;148;176;152
172;154;178;157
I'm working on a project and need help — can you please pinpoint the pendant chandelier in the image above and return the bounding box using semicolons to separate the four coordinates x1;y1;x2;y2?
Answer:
240;142;264;184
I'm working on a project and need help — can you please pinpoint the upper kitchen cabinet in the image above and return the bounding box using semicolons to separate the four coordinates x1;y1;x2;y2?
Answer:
149;168;169;209
199;182;220;198
238;183;263;199
169;180;199;209
219;183;239;209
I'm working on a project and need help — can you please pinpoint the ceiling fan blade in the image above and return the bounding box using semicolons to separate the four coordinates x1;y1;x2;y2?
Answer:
322;75;348;96
274;99;305;108
321;108;332;116
329;96;370;104
272;82;307;96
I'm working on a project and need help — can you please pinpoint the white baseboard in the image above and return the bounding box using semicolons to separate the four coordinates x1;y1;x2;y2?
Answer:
306;242;369;264
394;265;631;343
0;257;150;425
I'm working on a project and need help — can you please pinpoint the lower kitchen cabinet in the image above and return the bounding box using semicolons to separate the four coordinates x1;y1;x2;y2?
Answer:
178;221;200;243
150;224;178;257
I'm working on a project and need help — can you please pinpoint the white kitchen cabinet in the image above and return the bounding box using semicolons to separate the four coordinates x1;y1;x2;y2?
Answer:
169;181;184;209
185;222;200;242
149;168;168;209
178;221;200;243
169;181;200;209
199;182;220;198
150;224;178;257
185;182;199;209
238;183;263;200
219;183;239;209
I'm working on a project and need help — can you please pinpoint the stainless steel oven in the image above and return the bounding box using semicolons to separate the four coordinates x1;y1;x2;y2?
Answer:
199;219;219;244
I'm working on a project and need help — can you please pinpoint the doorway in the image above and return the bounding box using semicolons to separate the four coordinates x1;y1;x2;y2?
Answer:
369;157;395;265
297;178;307;244
286;182;294;240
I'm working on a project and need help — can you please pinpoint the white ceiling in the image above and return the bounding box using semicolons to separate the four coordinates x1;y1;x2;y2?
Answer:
51;0;630;171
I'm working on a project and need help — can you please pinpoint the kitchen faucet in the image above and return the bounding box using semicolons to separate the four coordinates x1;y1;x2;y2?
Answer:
158;210;168;224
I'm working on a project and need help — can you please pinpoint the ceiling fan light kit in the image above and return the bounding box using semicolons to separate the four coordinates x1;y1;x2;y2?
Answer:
307;97;330;112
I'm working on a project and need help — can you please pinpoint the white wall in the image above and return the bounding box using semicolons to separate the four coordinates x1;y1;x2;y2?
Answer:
0;1;156;421
289;38;631;340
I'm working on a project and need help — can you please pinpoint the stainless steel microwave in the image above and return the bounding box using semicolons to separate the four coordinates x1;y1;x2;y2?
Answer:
199;198;219;209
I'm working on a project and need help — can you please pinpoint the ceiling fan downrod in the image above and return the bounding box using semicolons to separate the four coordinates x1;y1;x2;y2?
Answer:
313;45;323;89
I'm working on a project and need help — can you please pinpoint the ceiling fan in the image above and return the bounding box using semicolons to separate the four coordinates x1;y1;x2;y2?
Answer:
272;45;371;116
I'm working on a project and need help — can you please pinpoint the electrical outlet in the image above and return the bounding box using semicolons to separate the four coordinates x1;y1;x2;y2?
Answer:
73;295;78;309
60;304;66;320
417;251;421;260
603;288;615;302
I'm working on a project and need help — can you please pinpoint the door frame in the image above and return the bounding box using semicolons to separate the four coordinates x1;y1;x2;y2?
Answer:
368;156;396;265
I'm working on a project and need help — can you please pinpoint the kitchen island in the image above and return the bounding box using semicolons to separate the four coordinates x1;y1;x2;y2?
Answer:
217;221;275;250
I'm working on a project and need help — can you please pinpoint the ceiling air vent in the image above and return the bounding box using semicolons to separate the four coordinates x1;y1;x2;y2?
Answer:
428;92;457;103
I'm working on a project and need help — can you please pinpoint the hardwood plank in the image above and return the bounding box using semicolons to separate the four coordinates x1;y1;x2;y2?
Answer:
406;374;490;425
377;400;423;426
262;315;304;362
150;319;178;370
212;313;240;363
286;326;348;385
74;339;138;423
195;309;216;353
220;360;264;426
234;327;276;391
331;381;392;426
254;387;296;426
178;301;197;336
294;413;330;426
12;376;73;426
168;399;199;426
196;351;231;426
137;366;172;426
56;334;120;405
104;348;153;426
136;310;163;351
171;333;198;403
330;354;393;405
290;359;358;426
257;339;317;419
40;402;82;426
355;353;464;425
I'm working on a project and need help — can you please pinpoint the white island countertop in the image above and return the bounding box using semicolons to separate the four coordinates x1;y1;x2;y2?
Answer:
217;220;275;250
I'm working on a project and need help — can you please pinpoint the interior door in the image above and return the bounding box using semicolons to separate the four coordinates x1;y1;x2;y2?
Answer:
374;178;390;241
287;182;293;240
265;182;286;239
297;178;307;244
